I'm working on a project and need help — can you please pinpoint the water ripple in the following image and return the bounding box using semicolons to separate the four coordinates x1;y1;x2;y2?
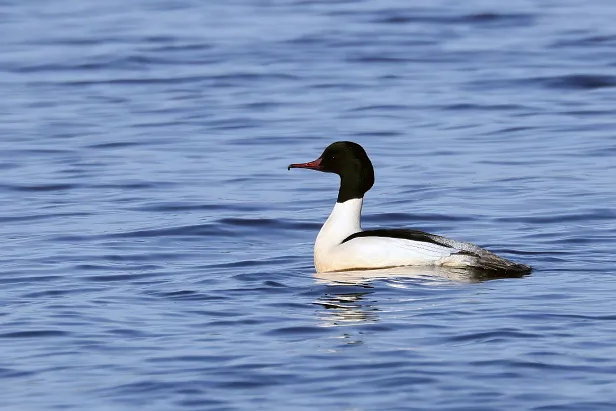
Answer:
2;0;616;410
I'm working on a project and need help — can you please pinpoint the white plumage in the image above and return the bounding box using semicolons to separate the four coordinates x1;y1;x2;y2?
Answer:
315;199;464;273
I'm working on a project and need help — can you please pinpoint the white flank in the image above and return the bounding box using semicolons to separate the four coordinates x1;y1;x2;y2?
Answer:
314;199;460;273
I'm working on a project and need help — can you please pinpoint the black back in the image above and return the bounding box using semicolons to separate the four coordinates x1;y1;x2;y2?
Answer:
318;142;375;203
342;229;456;249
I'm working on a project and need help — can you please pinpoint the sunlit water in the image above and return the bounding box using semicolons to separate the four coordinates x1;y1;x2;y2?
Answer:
2;0;616;410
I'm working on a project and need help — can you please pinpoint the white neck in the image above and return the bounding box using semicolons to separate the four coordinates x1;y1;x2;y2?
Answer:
315;198;363;256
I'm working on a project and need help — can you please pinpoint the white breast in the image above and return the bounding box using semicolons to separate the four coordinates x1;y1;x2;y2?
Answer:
313;199;459;273
314;199;362;271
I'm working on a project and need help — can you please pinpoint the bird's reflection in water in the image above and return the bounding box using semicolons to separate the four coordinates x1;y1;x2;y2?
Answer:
315;289;378;325
313;265;529;328
315;265;529;286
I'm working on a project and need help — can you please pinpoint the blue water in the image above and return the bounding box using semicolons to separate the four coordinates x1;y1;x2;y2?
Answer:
2;0;616;409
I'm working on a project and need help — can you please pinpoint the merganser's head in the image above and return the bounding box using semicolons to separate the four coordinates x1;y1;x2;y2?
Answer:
288;141;374;202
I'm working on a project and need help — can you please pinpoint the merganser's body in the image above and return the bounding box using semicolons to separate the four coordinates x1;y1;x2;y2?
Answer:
289;141;531;275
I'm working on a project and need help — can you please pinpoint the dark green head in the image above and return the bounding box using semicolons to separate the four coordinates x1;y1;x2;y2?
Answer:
288;141;375;203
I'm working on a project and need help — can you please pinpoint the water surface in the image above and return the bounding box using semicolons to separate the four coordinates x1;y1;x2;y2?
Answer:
2;0;616;410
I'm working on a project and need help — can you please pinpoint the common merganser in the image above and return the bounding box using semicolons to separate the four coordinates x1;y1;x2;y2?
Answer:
288;141;531;274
